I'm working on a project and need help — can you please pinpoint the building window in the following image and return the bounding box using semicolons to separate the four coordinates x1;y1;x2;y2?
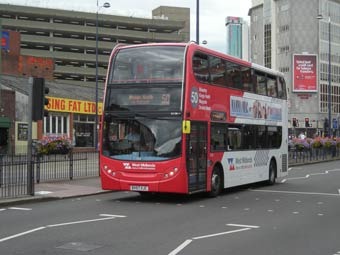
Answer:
279;25;289;33
44;114;69;136
279;67;290;73
278;45;290;54
73;114;95;147
264;23;271;68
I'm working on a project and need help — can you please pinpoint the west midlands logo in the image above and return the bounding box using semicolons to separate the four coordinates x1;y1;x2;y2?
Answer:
227;158;235;171
123;163;131;169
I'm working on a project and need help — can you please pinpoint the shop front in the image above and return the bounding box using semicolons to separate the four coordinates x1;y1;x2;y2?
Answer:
45;96;102;150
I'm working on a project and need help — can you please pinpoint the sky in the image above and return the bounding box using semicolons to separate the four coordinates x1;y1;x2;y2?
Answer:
0;0;252;53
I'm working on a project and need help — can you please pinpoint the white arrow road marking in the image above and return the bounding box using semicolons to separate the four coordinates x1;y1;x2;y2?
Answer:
0;214;126;243
168;223;260;255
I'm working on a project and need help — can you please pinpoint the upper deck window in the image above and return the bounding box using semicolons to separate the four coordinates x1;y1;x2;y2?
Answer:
109;46;185;84
193;52;209;83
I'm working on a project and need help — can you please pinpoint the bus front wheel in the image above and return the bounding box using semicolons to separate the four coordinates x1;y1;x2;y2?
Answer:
267;159;277;185
209;167;223;197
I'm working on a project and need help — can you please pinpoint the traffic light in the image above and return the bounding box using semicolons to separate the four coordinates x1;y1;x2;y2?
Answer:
32;78;49;121
305;118;310;128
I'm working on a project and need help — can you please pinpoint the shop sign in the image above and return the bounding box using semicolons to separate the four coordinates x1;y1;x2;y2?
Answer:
45;97;103;115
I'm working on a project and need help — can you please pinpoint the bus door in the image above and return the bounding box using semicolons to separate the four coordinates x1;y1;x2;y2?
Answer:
186;121;207;193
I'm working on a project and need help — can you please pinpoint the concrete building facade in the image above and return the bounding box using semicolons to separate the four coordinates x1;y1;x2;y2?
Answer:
249;0;340;137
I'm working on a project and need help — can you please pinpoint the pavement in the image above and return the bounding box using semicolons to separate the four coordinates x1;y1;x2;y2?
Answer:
0;177;112;206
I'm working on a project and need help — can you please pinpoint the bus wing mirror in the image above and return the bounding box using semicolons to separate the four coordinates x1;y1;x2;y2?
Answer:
182;120;191;134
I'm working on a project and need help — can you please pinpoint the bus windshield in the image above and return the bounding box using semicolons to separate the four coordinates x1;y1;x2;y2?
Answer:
108;45;185;83
102;117;182;161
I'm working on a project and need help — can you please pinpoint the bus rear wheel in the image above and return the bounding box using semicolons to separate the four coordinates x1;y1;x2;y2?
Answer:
267;159;277;185
208;167;222;197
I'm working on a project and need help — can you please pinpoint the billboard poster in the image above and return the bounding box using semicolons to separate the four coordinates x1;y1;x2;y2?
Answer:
293;54;317;92
1;31;9;51
230;96;282;122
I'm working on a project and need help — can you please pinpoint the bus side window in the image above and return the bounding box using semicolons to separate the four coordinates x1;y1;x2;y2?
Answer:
278;77;287;99
209;56;226;86
228;126;242;150
267;75;278;97
211;124;228;151
226;61;238;88
242;67;254;92
255;72;267;96
193;52;209;83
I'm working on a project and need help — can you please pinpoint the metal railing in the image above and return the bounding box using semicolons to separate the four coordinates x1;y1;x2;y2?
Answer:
288;146;340;165
0;151;99;199
1;147;339;199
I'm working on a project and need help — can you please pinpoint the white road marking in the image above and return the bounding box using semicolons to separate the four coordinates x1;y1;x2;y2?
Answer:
251;189;340;197
0;209;6;212
8;207;32;211
99;214;126;218
168;223;259;255
310;173;327;176
168;240;192;255
226;224;260;229
281;168;340;183
0;214;126;243
47;217;117;227
192;228;251;240
0;227;46;243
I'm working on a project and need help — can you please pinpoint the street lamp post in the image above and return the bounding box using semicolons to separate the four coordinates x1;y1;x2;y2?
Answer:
317;14;331;137
95;1;110;150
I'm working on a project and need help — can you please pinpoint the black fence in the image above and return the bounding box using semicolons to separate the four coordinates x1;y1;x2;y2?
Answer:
1;148;339;200
0;152;99;199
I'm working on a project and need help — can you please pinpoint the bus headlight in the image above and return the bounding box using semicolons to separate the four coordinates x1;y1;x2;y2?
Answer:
163;167;179;179
104;165;116;176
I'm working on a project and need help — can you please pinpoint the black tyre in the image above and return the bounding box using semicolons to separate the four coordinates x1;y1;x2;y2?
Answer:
208;167;223;197
267;159;277;185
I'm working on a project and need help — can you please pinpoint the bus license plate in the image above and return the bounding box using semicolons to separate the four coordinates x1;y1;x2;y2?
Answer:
130;185;149;192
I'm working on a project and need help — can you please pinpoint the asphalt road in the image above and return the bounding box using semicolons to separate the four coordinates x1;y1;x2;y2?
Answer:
1;161;340;255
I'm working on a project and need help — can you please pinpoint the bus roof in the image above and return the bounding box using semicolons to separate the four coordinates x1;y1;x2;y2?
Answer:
251;62;284;78
111;42;284;78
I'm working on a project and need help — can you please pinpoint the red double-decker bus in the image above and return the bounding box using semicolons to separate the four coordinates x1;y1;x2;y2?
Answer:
100;42;288;197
